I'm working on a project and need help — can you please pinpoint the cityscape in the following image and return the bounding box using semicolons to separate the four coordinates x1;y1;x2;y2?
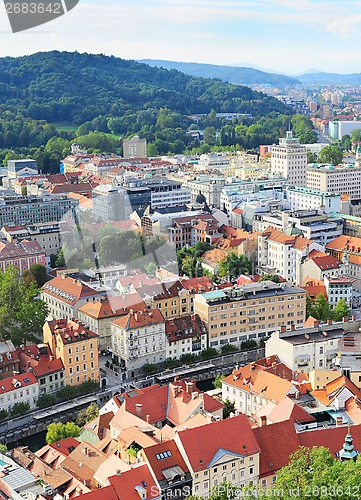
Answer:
2;1;361;499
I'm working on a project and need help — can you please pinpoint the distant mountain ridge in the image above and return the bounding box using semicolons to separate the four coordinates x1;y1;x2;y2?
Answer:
139;59;301;86
297;72;361;84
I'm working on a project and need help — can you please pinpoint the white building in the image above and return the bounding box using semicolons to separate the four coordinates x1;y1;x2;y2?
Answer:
111;309;166;379
0;372;39;413
271;131;308;187
324;275;355;309
265;323;344;372
165;315;207;359
286;186;341;213
151;187;191;209
328;120;361;141
258;227;324;283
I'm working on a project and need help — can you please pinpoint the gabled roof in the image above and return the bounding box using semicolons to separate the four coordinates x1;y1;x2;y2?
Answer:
42;275;101;305
165;314;207;343
108;464;160;500
298;424;361;460
0;239;44;259
0;372;37;394
253;420;300;478
78;293;146;320
112;309;164;330
136;280;185;301
177;414;260;472
265;396;315;424
181;276;214;293
310;255;341;270
142;439;190;483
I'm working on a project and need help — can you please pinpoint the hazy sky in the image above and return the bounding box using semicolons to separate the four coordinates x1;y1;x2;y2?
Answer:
1;0;361;74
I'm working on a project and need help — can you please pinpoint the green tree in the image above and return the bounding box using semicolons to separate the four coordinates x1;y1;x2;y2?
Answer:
203;126;216;145
29;264;48;287
333;298;350;322
141;363;158;374
351;129;361;142
306;294;313;319
0;444;7;452
2;151;23;168
223;399;236;419
55;248;66;268
213;374;225;389
220;344;239;354
311;293;332;322
145;261;157;278
341;134;352;151
271;445;361;500
10;402;30;416
46;422;80;444
241;339;258;350
76;402;99;426
260;273;280;283
218;254;251;281
36;394;56;408
319;145;343;166
0;266;48;346
307;151;318;163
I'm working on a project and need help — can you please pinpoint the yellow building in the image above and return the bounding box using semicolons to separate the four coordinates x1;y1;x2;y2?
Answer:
137;280;192;320
43;318;99;386
194;280;306;350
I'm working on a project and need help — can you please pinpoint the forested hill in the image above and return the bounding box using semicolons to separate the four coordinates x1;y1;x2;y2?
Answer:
0;51;290;124
139;59;301;86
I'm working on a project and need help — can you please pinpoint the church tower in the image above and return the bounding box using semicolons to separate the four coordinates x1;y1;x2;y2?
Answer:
339;425;358;462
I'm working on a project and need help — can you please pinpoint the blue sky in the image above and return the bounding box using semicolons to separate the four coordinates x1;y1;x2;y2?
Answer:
1;0;361;74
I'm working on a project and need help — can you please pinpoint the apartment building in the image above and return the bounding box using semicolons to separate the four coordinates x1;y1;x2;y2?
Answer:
307;164;361;200
0;193;78;226
122;135;147;159
168;213;221;250
1;222;62;263
0;372;39;413
265;322;345;372
165;314;207;359
254;210;343;247
43;318;99;386
110;309;166;379
136;280;191;320
17;343;65;396
78;293;146;348
41;275;104;319
221;356;300;415
326;234;361;261
0;239;45;274
286;186;341;213
174;415;260;496
271;131;308;187
186;178;225;208
194;281;307;350
0;340;19;380
258;227;324;284
300;251;347;284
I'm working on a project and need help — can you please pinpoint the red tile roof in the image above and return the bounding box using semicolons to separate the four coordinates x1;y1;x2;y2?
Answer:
180;276;214;293
49;437;79;456
165;315;207;343
78;293;146;320
0;240;44;259
0;372;37;394
141;439;190;482
298;424;361;459
42;275;101;305
253;420;300;477
177;414;260;472
112;309;164;330
108;464;160;500
46;318;98;344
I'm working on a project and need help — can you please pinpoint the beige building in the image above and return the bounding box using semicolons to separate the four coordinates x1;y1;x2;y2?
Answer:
194;281;307;350
271;131;308;187
307;164;361;200
122;135;147;158
174;414;260;496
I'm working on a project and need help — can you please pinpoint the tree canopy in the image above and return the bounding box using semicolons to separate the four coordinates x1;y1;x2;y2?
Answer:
0;266;48;346
319;145;343;166
46;422;80;444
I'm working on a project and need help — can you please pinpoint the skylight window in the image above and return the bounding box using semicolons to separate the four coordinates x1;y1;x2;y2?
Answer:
23;378;31;383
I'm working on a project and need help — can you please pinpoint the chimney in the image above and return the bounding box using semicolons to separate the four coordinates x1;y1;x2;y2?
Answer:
261;415;267;427
280;326;286;332
146;414;150;423
336;416;343;426
191;391;198;400
343;317;349;322
116;469;121;476
352;316;356;321
295;391;299;400
272;361;277;368
135;403;143;419
327;319;333;325
290;324;295;331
